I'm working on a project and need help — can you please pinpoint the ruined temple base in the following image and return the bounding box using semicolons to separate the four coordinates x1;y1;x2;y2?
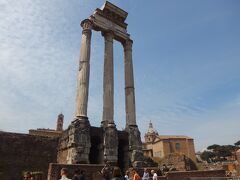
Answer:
47;163;104;180
57;126;130;171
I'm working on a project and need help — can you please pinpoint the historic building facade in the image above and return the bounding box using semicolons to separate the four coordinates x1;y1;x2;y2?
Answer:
143;121;196;163
29;113;64;138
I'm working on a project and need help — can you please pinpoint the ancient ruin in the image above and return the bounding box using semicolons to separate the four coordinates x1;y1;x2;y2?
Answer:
57;1;143;169
29;113;64;138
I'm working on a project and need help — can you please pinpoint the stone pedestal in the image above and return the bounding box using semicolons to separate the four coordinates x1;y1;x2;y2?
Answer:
126;125;144;168
103;124;118;164
66;117;91;164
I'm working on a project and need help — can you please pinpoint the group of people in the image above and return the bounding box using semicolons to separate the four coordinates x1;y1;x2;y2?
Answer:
23;165;160;180
124;168;158;180
100;160;158;180
59;167;158;180
100;167;159;180
60;168;85;180
141;168;158;180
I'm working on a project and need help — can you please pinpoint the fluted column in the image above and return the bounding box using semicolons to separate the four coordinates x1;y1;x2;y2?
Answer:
123;39;136;127
75;19;92;118
102;31;115;127
66;19;92;164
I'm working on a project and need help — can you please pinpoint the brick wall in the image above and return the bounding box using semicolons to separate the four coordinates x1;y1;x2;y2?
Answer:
166;170;226;180
0;131;59;180
135;169;225;180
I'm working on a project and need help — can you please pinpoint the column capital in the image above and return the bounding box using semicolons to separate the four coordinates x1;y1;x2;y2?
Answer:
102;30;114;42
81;19;93;32
123;39;133;51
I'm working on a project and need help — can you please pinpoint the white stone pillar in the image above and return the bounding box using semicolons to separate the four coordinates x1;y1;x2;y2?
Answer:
102;31;114;127
75;19;92;118
123;39;136;127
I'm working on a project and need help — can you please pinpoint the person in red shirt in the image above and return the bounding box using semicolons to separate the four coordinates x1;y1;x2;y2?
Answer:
132;169;140;180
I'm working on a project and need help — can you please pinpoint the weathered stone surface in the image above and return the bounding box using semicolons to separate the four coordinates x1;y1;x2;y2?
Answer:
89;1;129;43
165;170;226;180
57;1;143;169
103;125;118;164
66;118;91;164
0;131;58;180
75;19;92;117
123;39;136;127
102;31;114;127
29;113;64;138
126;125;144;167
159;153;197;171
56;113;64;131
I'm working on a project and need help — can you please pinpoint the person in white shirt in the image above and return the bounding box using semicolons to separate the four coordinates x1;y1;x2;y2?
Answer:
151;170;158;180
124;170;129;180
59;168;71;180
142;168;149;180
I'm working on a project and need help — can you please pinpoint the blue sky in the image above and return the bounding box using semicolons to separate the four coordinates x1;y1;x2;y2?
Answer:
0;0;240;151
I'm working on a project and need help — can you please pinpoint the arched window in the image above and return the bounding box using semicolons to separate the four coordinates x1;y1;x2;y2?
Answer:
175;143;181;150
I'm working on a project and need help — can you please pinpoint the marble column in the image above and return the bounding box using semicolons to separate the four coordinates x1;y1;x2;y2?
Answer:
123;39;136;127
123;39;144;167
102;31;118;164
102;31;114;127
75;19;92;118
66;19;92;164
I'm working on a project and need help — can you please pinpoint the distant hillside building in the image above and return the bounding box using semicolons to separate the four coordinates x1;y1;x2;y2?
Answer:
29;113;64;138
143;121;196;162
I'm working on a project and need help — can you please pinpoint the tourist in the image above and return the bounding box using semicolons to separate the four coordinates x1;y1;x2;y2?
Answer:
111;167;123;180
131;169;140;180
124;170;129;180
23;171;34;180
78;170;86;180
151;170;158;180
60;168;71;180
142;168;149;180
72;168;80;180
72;169;85;180
101;160;112;180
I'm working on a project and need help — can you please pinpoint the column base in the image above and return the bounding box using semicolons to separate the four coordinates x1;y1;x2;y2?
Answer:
103;123;118;164
66;116;91;164
126;125;144;167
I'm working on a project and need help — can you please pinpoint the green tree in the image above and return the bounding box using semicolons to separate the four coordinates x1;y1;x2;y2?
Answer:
204;144;237;162
207;144;220;151
200;151;216;162
234;140;240;146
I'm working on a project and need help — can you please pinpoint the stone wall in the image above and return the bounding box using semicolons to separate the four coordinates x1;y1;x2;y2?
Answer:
162;138;196;162
136;170;225;180
57;126;129;171
165;170;226;180
29;129;62;138
0;131;59;180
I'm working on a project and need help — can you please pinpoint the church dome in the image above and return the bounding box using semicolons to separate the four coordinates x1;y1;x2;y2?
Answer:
146;121;158;135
